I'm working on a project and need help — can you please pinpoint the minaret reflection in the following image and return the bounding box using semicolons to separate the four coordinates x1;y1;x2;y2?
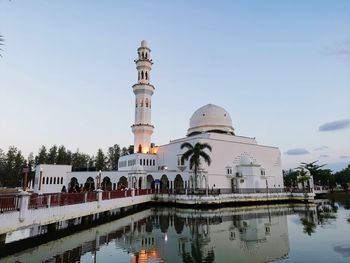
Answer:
1;206;298;263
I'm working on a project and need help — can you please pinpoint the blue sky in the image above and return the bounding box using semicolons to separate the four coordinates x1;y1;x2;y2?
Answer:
0;1;349;171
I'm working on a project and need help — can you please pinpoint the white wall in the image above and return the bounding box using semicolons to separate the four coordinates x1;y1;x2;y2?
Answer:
34;165;72;194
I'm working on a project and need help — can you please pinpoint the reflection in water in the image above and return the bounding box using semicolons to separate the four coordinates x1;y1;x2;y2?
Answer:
0;205;297;263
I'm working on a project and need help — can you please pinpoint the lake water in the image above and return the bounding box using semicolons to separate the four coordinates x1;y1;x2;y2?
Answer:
1;199;349;263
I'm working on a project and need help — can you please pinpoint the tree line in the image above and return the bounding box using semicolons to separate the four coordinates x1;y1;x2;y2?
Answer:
0;144;134;187
283;161;350;191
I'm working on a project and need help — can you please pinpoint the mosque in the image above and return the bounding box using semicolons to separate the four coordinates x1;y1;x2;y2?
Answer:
34;41;284;194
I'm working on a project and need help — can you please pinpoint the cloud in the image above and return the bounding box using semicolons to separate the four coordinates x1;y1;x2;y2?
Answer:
323;40;350;59
284;148;310;155
340;155;349;159
320;154;329;158
314;145;328;151
319;119;350;132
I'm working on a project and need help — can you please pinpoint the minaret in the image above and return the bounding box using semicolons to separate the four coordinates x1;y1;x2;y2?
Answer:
131;40;155;154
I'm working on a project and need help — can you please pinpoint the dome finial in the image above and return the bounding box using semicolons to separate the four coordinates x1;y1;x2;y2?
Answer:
141;40;148;48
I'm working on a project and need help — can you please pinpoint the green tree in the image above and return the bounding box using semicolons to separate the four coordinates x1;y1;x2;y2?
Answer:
107;144;120;170
128;145;134;154
95;148;107;171
283;169;298;187
35;145;47;165
121;147;129;156
0;148;6;186
3;147;25;187
56;145;71;164
297;169;310;190
180;142;212;189
334;164;350;190
299;161;327;186
71;150;90;170
47;145;58;164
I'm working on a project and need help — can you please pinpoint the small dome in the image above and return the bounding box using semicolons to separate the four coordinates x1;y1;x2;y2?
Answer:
141;40;148;48
187;104;235;136
240;156;252;165
130;164;144;171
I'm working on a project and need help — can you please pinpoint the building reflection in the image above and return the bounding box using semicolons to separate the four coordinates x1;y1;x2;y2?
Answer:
0;206;298;263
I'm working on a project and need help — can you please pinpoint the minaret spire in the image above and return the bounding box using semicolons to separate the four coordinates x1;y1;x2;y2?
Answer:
131;40;155;154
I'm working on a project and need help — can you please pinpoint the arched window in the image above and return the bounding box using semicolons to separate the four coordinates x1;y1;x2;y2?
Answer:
140;159;142;165
53;177;56;184
145;71;148;80
61;177;63;184
142;52;144;58
145;52;148;59
141;71;144;79
50;177;53;184
146;159;149;166
143;159;145;166
140;99;143;107
145;98;149;107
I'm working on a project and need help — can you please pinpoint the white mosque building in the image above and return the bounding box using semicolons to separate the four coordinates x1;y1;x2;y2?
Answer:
34;41;284;194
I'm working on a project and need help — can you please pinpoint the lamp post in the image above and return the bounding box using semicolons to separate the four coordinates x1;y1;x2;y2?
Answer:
22;162;30;192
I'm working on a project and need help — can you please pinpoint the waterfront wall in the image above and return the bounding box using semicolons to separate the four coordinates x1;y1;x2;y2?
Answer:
0;190;152;235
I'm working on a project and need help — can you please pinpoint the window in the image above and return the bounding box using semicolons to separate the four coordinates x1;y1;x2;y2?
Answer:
140;99;143;107
140;159;142;165
143;159;145;166
146;159;149;166
61;177;63;184
145;71;148;80
42;177;45;184
153;160;155;166
141;71;144;79
53;177;56;184
135;99;138;108
50;177;53;184
145;98;149;107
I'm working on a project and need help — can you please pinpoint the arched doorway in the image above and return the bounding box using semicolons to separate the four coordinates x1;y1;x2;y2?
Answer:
68;177;79;192
160;174;169;190
102;176;112;191
147;174;155;189
189;176;194;189
174;174;184;190
138;177;142;189
84;177;95;191
118;176;128;190
201;175;207;189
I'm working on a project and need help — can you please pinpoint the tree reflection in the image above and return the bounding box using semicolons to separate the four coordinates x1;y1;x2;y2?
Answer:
181;217;215;263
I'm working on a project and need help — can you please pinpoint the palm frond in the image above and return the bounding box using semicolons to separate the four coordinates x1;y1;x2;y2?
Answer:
180;142;193;150
199;151;211;166
181;150;193;162
198;143;212;152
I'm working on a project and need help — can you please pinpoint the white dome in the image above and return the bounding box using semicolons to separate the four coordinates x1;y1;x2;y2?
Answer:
130;164;144;171
187;104;235;136
141;40;148;48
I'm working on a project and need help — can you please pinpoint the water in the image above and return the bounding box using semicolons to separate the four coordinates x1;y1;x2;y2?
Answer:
1;199;350;263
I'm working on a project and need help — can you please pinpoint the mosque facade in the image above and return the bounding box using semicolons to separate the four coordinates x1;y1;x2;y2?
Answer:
34;41;284;194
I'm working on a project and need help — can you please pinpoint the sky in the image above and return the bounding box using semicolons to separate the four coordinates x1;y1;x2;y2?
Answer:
0;0;349;171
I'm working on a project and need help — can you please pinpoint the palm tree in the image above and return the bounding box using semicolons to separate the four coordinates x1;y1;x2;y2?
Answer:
297;168;310;197
180;142;212;189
